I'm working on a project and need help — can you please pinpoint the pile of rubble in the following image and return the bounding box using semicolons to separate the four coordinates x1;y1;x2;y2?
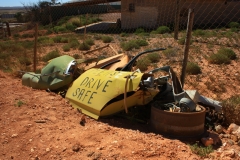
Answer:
202;123;240;159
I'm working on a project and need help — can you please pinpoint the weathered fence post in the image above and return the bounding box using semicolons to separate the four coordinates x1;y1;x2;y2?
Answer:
180;9;194;88
5;22;11;37
34;23;38;72
84;13;88;41
174;0;180;40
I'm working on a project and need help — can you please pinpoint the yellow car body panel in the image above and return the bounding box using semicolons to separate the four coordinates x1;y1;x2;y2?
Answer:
66;68;158;119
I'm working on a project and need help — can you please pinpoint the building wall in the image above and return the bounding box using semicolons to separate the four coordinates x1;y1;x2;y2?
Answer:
121;0;240;29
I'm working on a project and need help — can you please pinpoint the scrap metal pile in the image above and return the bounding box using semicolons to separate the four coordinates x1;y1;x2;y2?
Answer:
22;48;224;137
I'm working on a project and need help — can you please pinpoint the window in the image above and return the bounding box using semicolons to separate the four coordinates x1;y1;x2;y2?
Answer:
129;3;135;12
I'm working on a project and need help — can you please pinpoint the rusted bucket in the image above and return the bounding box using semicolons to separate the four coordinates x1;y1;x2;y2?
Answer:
151;104;206;138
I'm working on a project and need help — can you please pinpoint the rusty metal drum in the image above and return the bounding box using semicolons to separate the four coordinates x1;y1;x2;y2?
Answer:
150;103;206;138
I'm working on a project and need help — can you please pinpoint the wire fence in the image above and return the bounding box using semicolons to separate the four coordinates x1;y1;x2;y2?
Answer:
1;0;240;101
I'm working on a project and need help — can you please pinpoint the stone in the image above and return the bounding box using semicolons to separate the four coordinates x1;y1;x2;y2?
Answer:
227;123;239;134
72;144;80;152
201;137;213;147
209;131;221;145
220;149;235;159
215;124;223;134
11;134;18;138
230;135;238;142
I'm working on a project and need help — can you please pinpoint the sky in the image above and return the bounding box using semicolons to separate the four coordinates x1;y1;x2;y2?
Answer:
0;0;72;7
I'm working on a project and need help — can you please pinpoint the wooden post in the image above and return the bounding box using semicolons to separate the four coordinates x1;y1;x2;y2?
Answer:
5;22;11;37
180;9;194;88
34;23;38;72
84;13;88;41
174;0;180;40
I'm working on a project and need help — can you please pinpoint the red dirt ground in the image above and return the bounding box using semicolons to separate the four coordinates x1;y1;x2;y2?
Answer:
0;70;202;160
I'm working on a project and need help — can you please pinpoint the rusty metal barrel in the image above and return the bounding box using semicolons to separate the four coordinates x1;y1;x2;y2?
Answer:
151;104;206;138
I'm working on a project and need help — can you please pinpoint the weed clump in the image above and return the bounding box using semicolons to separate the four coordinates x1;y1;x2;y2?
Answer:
52;36;62;43
135;28;145;34
228;22;240;28
156;26;170;34
84;38;95;46
42;49;61;62
101;36;113;43
147;52;161;63
186;62;201;75
121;39;148;51
79;42;91;51
217;48;236;60
18;57;32;66
62;44;71;52
135;58;151;71
208;53;230;64
189;143;214;158
193;29;205;36
178;37;185;45
222;96;240;125
163;48;177;58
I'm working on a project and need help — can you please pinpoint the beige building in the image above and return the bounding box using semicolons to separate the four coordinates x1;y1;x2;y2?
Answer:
121;0;240;29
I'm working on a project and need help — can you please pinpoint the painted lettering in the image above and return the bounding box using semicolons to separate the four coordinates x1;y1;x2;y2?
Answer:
80;77;89;86
85;78;94;88
73;88;80;97
102;80;112;92
78;89;85;100
91;78;98;88
96;79;105;90
88;92;97;104
82;90;91;101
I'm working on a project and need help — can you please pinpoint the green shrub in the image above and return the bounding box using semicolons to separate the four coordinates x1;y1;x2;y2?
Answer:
53;26;67;33
57;16;71;26
120;32;128;37
193;29;205;36
156;26;170;34
93;34;102;40
52;36;62;43
228;22;240;28
150;30;158;34
79;42;91;51
217;48;236;60
222;96;240;125
66;23;77;31
208;53;230;64
186;62;201;75
163;48;177;58
73;54;82;59
13;33;20;38
18;57;32;66
230;27;238;33
69;38;80;49
60;37;69;43
42;49;61;62
178;37;185;45
62;44;71;52
178;37;192;45
84;38;95;46
135;58;151;71
135;28;145;34
38;36;50;43
135;39;148;46
101;36;113;43
69;17;82;27
121;40;140;51
121;39;148;51
147;52;161;63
